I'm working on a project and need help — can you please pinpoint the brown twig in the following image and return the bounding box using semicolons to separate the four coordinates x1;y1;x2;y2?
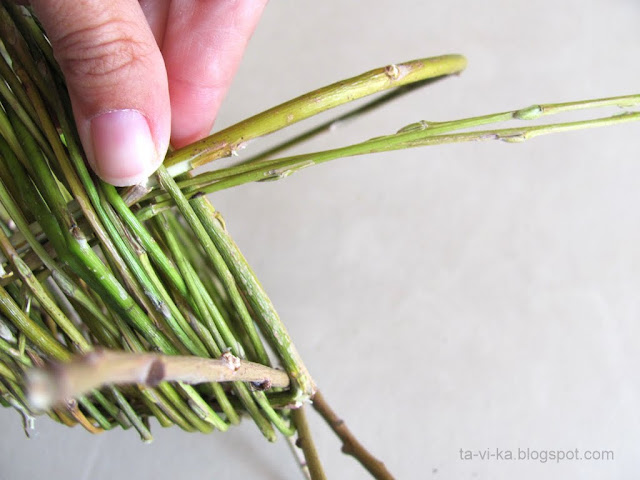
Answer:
312;391;395;480
26;349;290;409
292;405;327;480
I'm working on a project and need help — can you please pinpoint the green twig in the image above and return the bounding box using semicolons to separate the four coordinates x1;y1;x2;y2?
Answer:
227;76;448;168
292;406;327;480
136;94;640;221
165;55;467;175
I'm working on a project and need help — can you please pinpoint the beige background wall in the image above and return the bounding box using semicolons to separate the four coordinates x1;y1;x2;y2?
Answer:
2;1;640;478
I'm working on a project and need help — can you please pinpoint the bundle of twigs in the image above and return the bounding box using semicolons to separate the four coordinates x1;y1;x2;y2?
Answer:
0;4;637;479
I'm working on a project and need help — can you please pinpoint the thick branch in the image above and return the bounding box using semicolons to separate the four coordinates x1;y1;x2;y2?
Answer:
27;349;290;410
312;391;395;480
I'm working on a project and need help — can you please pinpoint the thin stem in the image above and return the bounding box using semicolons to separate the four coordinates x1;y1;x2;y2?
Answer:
207;93;640;181
285;433;312;480
156;168;290;439
97;185;206;355
312;391;394;480
224;77;447;168
0;145;119;339
135;94;640;221
292;406;328;480
190;196;316;400
165;55;467;175
102;183;188;295
0;226;92;352
159;213;281;433
0;283;70;362
156;167;271;365
109;385;154;442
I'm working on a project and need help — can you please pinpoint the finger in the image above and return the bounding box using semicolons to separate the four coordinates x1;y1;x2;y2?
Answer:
139;0;171;46
31;0;171;186
162;0;268;148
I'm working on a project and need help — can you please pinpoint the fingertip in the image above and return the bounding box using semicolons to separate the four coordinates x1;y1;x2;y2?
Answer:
89;109;167;186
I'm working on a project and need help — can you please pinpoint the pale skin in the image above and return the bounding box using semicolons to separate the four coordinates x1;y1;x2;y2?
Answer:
29;0;268;186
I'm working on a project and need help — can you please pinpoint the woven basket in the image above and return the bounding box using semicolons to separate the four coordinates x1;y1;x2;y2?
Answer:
1;5;637;480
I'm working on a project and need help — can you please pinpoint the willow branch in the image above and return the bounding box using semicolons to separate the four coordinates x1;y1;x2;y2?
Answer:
27;349;290;410
236;76;447;168
312;391;394;480
292;405;328;480
164;55;467;175
285;433;312;480
136;93;640;221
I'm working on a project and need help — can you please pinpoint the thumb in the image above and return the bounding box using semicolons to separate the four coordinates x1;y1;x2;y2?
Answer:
31;0;170;186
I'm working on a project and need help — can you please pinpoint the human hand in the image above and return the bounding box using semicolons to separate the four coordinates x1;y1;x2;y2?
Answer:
30;0;267;186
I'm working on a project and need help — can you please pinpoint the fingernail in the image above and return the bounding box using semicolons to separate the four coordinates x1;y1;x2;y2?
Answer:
90;109;161;186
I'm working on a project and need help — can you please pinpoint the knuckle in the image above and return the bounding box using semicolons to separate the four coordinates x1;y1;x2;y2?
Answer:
54;18;154;84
